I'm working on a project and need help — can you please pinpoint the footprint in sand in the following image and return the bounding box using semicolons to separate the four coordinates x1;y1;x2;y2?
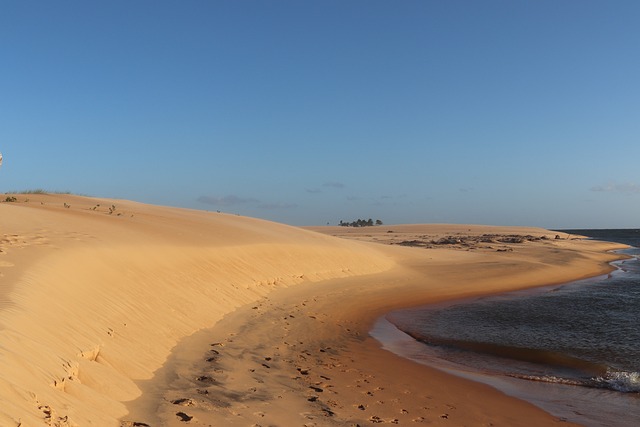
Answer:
196;375;217;385
175;412;193;422
171;398;194;406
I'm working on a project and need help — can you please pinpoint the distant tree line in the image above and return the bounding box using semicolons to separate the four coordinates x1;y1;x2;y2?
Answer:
339;218;383;227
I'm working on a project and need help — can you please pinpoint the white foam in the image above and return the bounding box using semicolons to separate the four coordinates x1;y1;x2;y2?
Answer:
597;370;640;393
507;373;584;387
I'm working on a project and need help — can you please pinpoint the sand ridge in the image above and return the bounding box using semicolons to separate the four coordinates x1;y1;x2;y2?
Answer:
0;194;627;426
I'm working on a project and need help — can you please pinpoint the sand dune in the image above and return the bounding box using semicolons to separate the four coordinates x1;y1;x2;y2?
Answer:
0;194;625;426
0;194;392;426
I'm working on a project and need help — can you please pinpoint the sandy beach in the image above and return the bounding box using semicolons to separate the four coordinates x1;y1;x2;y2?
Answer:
0;194;626;426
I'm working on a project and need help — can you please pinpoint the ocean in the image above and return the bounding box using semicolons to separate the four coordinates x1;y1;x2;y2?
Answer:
371;229;640;427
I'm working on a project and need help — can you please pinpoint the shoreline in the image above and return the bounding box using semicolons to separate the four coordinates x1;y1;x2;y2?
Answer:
370;257;634;427
123;267;586;427
0;195;628;426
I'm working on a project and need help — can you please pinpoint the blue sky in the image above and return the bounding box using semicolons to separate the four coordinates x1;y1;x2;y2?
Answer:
2;1;639;228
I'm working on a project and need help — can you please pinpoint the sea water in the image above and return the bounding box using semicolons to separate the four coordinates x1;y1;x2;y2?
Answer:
372;229;640;427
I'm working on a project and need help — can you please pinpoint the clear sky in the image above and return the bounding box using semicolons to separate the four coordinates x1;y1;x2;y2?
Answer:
2;1;639;228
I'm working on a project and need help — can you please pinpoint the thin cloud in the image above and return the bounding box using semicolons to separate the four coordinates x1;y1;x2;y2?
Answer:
257;202;298;210
378;194;407;201
590;182;640;194
197;195;259;206
323;181;345;189
306;188;323;194
373;195;403;206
